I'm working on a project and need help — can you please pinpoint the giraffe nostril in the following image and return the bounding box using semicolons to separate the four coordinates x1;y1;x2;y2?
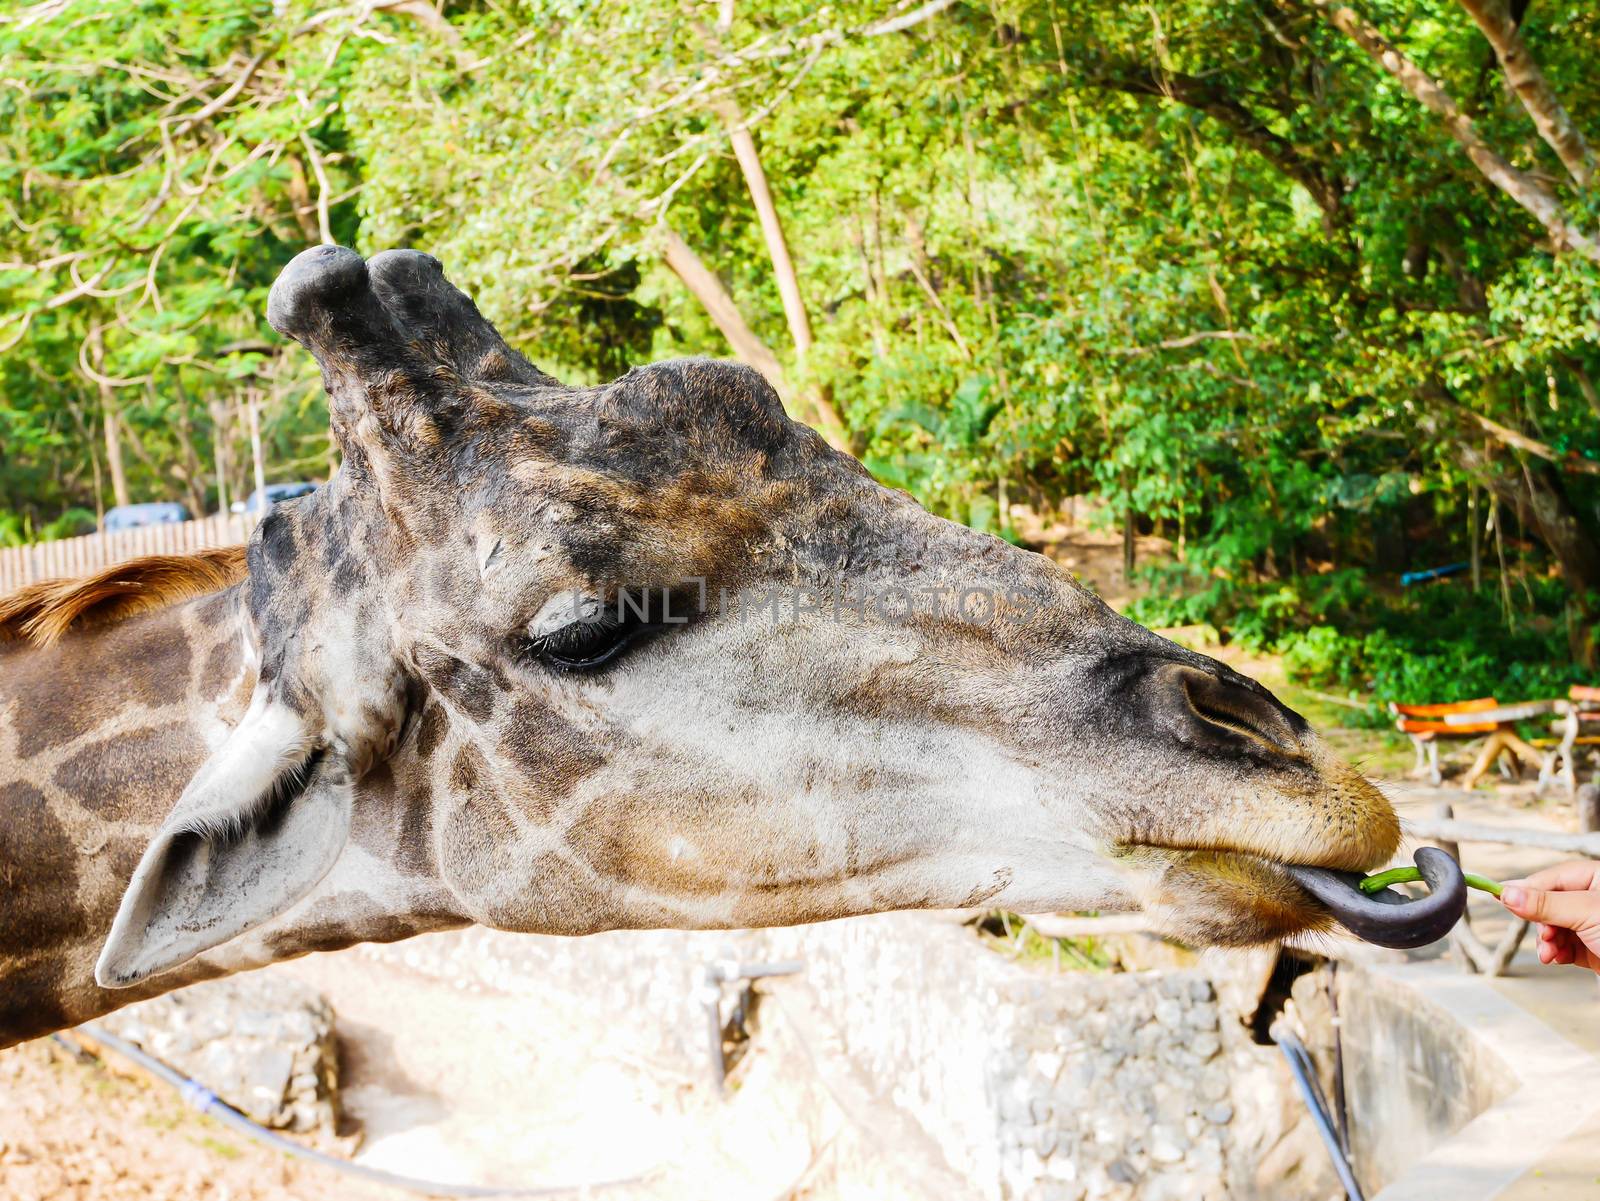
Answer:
1172;665;1305;758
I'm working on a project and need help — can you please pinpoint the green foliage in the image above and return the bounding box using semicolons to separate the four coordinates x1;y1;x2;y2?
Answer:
0;506;95;547
1134;569;1589;720
0;0;1596;685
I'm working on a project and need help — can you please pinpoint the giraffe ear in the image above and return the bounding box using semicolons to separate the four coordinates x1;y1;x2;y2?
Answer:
95;696;351;987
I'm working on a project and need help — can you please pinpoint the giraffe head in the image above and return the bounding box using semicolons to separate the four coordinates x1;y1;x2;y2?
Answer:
97;247;1399;987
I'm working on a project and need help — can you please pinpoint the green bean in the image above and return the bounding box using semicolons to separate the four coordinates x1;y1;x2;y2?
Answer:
1357;866;1502;898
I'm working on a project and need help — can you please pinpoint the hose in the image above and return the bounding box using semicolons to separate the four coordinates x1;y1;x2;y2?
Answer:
1270;1022;1364;1201
58;1024;650;1199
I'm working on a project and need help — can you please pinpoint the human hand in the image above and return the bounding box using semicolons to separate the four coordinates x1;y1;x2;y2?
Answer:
1498;861;1600;973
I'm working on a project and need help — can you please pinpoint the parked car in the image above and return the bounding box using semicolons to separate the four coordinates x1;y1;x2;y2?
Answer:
231;481;318;515
103;502;191;532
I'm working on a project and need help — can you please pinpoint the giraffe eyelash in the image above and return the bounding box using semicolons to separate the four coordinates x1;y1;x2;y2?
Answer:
521;586;703;673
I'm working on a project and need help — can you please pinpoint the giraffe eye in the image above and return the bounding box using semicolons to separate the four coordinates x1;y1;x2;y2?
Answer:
530;609;656;671
525;586;703;672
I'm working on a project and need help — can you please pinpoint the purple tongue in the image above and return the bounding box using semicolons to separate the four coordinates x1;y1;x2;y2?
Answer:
1286;847;1467;949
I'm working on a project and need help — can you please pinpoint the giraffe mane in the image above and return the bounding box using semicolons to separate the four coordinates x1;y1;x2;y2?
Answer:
0;546;248;648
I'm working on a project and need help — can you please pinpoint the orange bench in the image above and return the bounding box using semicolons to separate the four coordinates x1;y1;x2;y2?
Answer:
1390;698;1501;786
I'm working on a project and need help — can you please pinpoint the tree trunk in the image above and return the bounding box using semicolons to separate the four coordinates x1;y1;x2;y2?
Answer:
169;392;209;516
1475;453;1600;665
1456;0;1594;187
247;389;268;514
1520;470;1599;592
1469;484;1483;591
713;99;813;358
711;97;849;446
210;399;231;516
661;228;789;393
1521;459;1600;593
285;155;324;246
88;331;131;509
63;395;106;530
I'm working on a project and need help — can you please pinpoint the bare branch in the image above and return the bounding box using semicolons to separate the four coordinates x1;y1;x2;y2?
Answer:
370;0;460;44
1315;1;1600;263
173;45;277;133
1461;406;1600;475
1113;330;1256;355
1456;0;1593;187
863;0;960;37
297;131;335;244
905;258;973;361
660;227;789;395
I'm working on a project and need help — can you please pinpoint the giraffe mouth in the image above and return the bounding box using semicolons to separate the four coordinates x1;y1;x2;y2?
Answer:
1284;847;1466;949
1131;842;1467;949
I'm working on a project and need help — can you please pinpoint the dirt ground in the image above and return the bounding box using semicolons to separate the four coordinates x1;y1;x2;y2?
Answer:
0;1037;401;1201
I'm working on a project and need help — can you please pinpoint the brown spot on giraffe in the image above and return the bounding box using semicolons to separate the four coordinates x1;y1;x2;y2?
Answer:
52;723;206;818
0;782;87;952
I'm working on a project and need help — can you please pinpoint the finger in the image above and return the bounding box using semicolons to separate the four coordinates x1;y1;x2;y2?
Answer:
1509;861;1600;894
1499;884;1600;928
1551;928;1579;958
1542;929;1577;964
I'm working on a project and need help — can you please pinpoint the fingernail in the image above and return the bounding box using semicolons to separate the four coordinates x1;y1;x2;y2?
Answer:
1501;886;1526;908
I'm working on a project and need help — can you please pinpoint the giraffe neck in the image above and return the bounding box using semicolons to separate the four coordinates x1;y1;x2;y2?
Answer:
0;586;464;1048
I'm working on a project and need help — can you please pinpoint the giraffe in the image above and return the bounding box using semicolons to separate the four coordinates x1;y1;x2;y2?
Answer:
0;245;1405;1050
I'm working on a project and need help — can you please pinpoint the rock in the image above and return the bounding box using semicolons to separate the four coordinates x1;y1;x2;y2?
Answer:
1149;1125;1189;1164
1204;1102;1234;1125
1184;1003;1219;1031
97;974;339;1134
1032;1181;1088;1201
1031;1050;1065;1082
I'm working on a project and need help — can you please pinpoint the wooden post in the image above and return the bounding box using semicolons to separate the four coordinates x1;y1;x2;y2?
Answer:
210;400;230;516
248;389;268;513
1469;484;1482;591
1580;784;1600;836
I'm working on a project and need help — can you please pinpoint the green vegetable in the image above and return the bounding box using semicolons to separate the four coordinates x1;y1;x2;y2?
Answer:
1358;867;1502;898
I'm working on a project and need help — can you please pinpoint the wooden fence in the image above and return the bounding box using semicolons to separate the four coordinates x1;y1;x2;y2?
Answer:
0;512;258;595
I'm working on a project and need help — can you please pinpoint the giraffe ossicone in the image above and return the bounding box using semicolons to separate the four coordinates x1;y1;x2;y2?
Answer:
1;245;1402;1045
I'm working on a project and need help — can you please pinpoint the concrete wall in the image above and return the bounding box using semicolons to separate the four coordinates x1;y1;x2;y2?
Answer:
1289;963;1510;1198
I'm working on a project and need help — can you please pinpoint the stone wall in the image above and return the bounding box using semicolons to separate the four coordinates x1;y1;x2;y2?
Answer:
354;913;1335;1201
97;973;339;1134
759;915;1327;1201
